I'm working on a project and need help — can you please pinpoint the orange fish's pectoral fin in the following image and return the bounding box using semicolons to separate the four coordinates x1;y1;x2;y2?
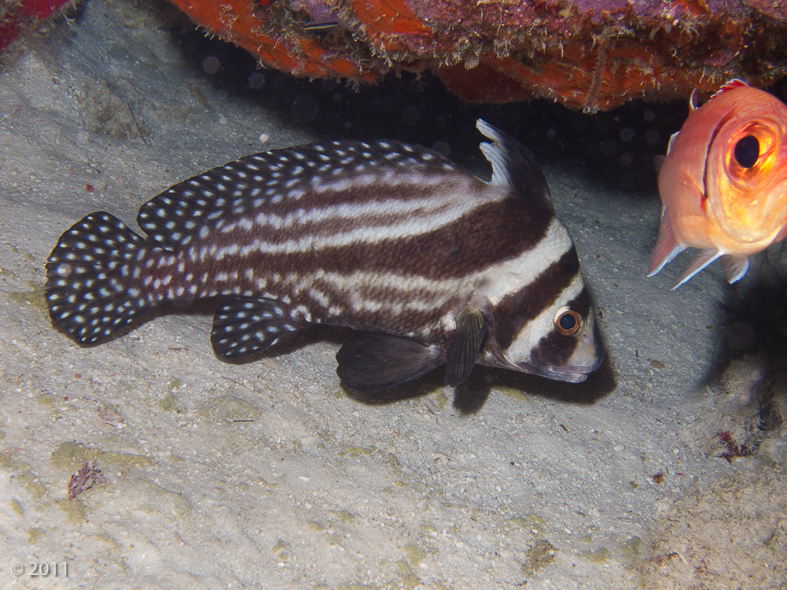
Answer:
673;249;723;290
721;255;750;284
648;209;684;277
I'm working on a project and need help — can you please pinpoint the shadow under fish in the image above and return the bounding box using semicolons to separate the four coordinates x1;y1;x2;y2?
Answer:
45;120;605;392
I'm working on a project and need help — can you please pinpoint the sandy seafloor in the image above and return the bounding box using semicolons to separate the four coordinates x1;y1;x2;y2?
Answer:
1;1;786;588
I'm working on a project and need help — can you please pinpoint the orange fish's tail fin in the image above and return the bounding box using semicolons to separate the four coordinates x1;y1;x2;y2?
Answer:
648;209;684;277
721;255;750;284
673;249;723;290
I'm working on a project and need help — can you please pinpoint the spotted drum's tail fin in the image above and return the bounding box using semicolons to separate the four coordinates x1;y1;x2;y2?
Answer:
45;212;157;345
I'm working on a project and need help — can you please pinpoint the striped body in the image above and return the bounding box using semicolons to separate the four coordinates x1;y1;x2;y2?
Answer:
46;121;604;390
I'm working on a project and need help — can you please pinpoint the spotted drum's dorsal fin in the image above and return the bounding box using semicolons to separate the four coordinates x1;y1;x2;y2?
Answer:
444;307;488;387
210;297;306;358
476;119;552;207
336;333;445;392
136;138;458;251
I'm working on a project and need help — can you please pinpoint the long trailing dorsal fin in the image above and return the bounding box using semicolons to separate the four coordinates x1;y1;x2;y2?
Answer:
476;119;552;208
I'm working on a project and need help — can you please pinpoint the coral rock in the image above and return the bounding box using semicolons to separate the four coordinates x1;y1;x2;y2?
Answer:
0;0;74;54
169;0;787;110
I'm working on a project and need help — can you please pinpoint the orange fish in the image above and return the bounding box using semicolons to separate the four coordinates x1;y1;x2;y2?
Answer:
648;79;787;289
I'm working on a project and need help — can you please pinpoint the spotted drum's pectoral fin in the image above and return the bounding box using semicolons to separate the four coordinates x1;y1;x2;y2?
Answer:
673;249;722;290
444;307;488;387
722;255;749;284
336;333;445;392
648;208;684;277
211;297;304;359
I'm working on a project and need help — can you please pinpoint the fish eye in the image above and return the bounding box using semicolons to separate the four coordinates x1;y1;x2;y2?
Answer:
733;135;760;168
554;306;583;336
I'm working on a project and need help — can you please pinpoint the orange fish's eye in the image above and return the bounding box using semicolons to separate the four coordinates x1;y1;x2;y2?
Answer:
733;134;760;168
554;306;583;336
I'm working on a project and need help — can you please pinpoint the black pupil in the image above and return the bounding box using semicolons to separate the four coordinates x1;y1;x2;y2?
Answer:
734;135;760;168
559;313;576;331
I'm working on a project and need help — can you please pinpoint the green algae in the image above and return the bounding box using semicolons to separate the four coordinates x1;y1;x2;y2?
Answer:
27;528;45;543
340;445;373;458
385;452;401;473
58;498;87;523
433;389;450;410
197;395;261;424
581;547;611;563
0;452;47;500
35;392;57;408
329;509;358;524
136;478;192;520
9;283;47;314
621;536;644;566
272;539;290;561
50;441;153;472
523;539;557;575
396;560;421;588
509;513;547;534
404;543;429;566
158;392;177;411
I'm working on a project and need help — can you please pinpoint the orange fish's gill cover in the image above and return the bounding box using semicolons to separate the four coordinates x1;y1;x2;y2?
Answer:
649;81;787;289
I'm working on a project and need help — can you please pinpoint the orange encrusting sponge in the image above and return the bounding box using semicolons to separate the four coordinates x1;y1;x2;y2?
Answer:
168;0;787;110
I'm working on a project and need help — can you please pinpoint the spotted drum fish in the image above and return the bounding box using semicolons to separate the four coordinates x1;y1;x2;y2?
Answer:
649;79;787;289
45;120;604;391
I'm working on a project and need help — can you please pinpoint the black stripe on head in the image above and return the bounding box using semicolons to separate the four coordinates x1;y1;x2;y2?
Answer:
529;288;591;367
493;247;580;351
703;111;734;203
